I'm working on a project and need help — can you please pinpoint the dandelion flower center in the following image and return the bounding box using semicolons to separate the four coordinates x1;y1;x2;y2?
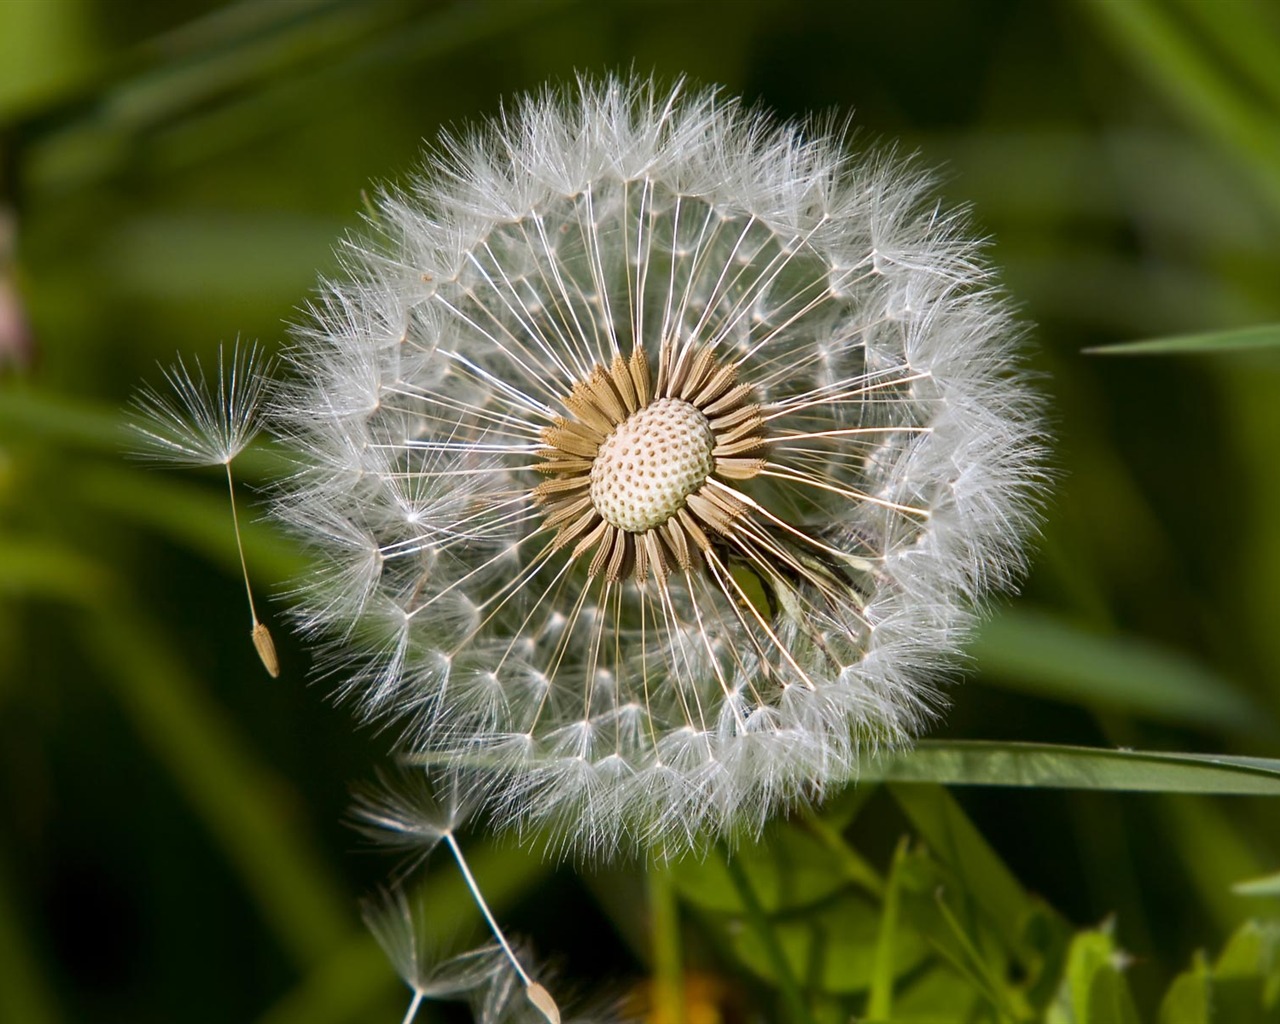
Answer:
532;344;769;583
589;397;714;533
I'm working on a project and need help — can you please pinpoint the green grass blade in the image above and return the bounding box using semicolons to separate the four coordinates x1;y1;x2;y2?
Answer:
1080;0;1280;218
0;846;61;1024
971;608;1270;737
1173;0;1280;113
85;605;352;967
888;785;1034;951
77;464;310;583
721;848;816;1024
649;865;686;1024
868;741;1280;795
0;387;289;480
0;537;114;603
866;837;908;1021
0;388;133;453
1082;323;1280;355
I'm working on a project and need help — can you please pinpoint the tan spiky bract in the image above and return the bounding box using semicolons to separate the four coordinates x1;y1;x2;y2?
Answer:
273;75;1046;859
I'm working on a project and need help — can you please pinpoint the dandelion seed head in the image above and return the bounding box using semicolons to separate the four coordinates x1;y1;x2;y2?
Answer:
274;74;1047;858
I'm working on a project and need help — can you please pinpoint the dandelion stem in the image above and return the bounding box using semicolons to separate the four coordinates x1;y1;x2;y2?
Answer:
442;833;527;983
225;460;279;677
400;991;423;1024
648;864;685;1024
443;833;559;1023
720;848;815;1024
224;461;259;626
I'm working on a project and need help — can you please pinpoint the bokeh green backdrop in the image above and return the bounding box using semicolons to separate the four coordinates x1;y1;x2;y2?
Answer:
4;1;1280;1021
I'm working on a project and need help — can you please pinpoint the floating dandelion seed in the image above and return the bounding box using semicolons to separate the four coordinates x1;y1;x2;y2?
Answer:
272;75;1046;857
355;775;561;1023
131;341;280;678
362;887;508;1024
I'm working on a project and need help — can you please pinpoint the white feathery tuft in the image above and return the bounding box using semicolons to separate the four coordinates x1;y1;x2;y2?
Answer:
263;73;1047;859
130;340;269;467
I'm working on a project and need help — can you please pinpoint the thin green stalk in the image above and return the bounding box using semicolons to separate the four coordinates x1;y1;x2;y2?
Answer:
798;811;885;899
648;864;685;1024
932;893;1023;1024
0;845;60;1024
86;605;351;966
865;838;907;1021
1081;0;1280;220
720;848;814;1024
1174;0;1280;112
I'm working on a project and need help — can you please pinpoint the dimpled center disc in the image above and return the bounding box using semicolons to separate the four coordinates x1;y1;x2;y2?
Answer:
589;397;716;533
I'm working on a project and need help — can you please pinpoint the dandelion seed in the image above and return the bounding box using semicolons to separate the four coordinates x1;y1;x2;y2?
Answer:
356;774;561;1022
131;341;280;677
362;886;509;1024
274;75;1047;857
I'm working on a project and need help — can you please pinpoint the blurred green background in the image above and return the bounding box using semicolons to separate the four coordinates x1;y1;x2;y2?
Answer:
4;1;1280;1021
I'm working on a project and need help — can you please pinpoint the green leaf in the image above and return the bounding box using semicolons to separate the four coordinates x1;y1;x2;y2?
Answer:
866;838;908;1019
1048;924;1140;1024
729;888;928;995
1082;323;1280;355
890;964;982;1022
972;608;1269;737
1157;921;1280;1024
1086;966;1142;1024
1214;921;1280;978
866;741;1280;795
672;822;853;914
888;785;1034;950
1159;953;1211;1024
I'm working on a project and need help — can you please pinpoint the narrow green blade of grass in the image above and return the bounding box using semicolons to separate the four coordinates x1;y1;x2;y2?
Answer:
888;785;1034;952
0;387;289;479
971;608;1270;737
1160;799;1268;931
867;742;1280;795
0;846;61;1024
1082;323;1280;355
77;464;310;583
866;837;908;1021
720;849;816;1024
85;605;352;967
1173;0;1280;114
0;388;133;453
0;537;113;603
648;865;685;1024
1080;0;1280;218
